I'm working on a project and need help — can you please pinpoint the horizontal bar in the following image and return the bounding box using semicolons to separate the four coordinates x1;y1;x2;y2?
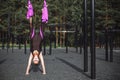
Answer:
101;29;120;32
45;30;75;33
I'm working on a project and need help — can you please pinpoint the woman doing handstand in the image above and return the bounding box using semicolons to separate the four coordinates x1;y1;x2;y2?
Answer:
25;24;46;75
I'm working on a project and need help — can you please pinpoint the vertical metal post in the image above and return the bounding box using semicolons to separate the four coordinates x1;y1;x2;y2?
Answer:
79;34;82;54
7;13;10;53
43;36;46;55
54;27;56;48
83;0;88;72
110;29;113;62
91;0;96;79
24;35;27;54
49;27;52;55
75;24;78;53
65;32;68;53
65;25;68;53
18;35;21;49
79;21;83;54
2;32;5;49
1;32;3;49
0;31;2;50
42;23;46;55
12;35;14;53
105;28;108;61
0;32;1;50
54;38;56;48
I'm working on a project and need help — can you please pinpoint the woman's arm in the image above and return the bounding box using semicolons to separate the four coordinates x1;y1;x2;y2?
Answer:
25;53;33;75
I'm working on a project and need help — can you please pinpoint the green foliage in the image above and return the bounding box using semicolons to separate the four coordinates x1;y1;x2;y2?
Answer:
95;0;120;29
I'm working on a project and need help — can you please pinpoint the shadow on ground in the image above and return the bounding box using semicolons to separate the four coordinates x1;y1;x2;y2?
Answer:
56;57;91;78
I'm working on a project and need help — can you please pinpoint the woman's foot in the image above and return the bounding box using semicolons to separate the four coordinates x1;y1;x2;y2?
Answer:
25;72;29;75
42;72;46;75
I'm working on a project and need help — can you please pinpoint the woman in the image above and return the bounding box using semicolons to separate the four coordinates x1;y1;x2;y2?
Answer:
25;24;46;75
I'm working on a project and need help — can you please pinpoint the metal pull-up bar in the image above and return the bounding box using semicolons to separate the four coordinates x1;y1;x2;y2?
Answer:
45;30;75;33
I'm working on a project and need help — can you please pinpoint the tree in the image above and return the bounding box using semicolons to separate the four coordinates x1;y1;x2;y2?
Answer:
0;0;119;46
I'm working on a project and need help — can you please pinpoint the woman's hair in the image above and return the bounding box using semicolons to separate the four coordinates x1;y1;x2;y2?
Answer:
33;50;39;64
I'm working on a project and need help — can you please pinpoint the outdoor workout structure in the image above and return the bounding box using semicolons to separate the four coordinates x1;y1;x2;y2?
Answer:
0;0;120;79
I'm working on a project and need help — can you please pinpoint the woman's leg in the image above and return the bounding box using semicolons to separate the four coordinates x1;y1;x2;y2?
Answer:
25;53;33;75
30;17;32;28
39;51;46;74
